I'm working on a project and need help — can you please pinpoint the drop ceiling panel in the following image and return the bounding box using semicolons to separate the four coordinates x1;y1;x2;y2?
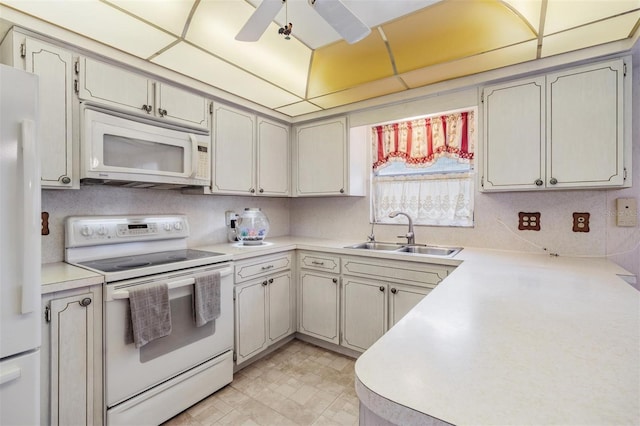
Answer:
1;0;177;58
542;13;640;58
307;31;393;98
504;0;543;32
400;40;538;88
544;0;640;35
152;42;302;109
309;76;407;109
383;0;536;74
187;0;311;98
103;0;196;37
276;101;323;116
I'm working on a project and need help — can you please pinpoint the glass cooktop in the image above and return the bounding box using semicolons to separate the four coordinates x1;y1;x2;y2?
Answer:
79;249;224;273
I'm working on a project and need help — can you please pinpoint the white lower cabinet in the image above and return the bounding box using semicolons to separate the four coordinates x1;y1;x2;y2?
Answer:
234;253;294;365
41;285;102;426
389;283;432;327
341;278;387;352
298;271;340;344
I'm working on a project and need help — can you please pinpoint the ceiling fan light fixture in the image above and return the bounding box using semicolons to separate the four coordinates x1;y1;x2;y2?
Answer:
308;0;371;44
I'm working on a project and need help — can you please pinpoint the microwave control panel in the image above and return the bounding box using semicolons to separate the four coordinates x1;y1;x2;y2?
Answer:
196;144;209;180
65;215;190;247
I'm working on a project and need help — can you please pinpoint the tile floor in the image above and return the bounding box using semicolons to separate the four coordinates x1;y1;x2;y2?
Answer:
163;339;359;425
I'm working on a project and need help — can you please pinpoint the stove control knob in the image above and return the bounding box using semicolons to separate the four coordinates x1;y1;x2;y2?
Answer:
174;222;183;231
96;225;107;236
80;225;94;237
164;223;172;232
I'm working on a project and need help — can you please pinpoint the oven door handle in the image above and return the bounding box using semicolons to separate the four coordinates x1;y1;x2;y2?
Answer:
111;266;233;300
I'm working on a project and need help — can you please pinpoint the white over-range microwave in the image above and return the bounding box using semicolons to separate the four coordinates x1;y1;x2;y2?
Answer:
81;106;210;188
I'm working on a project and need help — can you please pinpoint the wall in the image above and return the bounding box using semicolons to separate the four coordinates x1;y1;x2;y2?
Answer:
290;47;640;283
41;186;291;263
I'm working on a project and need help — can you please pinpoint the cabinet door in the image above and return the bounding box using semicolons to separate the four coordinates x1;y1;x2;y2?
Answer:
49;293;94;426
211;103;256;194
389;284;431;327
482;76;545;191
80;57;152;117
257;118;290;196
156;83;209;130
294;117;347;196
234;280;267;364
341;278;387;352
298;271;339;344
546;59;625;188
24;38;75;188
267;272;294;344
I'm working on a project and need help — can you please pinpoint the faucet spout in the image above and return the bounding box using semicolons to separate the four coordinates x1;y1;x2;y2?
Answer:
388;211;415;245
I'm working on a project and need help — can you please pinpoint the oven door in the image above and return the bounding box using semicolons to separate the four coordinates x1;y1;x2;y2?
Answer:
104;263;233;407
82;107;210;186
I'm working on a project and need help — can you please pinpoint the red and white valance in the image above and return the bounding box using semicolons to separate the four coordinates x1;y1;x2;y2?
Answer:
372;110;475;171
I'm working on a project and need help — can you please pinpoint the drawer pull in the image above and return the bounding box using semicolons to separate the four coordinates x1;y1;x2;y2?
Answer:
261;265;274;270
311;261;325;266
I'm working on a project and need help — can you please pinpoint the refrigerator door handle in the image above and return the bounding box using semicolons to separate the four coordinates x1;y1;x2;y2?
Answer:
0;367;22;386
20;119;39;315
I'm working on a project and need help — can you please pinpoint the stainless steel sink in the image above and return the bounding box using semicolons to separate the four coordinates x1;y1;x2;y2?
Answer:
396;245;462;257
344;242;462;257
344;242;405;251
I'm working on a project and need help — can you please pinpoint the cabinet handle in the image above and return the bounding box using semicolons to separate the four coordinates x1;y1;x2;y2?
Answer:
250;188;256;193
390;288;397;294
261;265;274;270
79;297;92;307
332;278;338;284
534;179;543;186
549;177;558;185
268;278;274;284
339;188;345;194
60;176;71;184
259;188;264;193
379;286;385;292
158;108;168;117
141;104;151;113
311;261;325;266
262;280;268;286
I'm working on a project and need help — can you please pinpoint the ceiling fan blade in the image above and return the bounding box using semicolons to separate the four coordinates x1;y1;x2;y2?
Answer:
235;0;284;42
309;0;371;44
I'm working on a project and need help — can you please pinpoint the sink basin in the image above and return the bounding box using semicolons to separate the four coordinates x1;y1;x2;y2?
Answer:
344;242;405;251
396;245;462;257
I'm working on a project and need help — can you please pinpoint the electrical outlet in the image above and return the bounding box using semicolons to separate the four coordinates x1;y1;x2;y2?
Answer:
572;212;590;232
616;198;637;227
518;212;540;231
225;210;237;226
41;211;50;236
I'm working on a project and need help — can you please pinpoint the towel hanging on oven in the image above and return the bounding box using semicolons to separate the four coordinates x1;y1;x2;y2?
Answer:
193;271;221;327
126;283;172;348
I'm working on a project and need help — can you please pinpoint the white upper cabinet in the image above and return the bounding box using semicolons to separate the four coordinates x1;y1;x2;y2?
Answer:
481;57;630;191
79;57;209;131
293;117;366;197
0;31;77;188
211;103;290;196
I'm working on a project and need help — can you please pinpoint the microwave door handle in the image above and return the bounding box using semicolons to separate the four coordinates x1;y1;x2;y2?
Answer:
110;266;233;300
188;134;198;178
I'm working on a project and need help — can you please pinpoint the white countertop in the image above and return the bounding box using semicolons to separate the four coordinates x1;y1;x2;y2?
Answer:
41;262;104;294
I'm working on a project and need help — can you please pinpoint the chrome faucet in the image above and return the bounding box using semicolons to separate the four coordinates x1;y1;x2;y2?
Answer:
389;211;415;245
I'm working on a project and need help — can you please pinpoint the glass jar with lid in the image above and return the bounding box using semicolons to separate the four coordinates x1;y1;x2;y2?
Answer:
236;208;270;245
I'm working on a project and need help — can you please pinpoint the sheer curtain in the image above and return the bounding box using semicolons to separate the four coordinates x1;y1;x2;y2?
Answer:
371;110;475;227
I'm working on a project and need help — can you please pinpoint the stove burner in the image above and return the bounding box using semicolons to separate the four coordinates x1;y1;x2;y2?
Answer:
78;249;226;274
115;262;152;269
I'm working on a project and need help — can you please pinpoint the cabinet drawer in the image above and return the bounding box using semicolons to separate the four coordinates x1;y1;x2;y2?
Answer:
235;253;292;283
342;257;452;287
298;252;340;273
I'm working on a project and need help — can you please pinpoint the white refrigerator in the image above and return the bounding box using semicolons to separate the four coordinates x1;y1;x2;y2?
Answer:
0;64;41;425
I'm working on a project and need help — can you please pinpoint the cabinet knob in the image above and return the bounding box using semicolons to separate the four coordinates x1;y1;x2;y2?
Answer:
250;188;255;193
339;188;345;194
390;288;397;294
259;188;264;193
262;280;268;286
141;104;151;113
549;177;558;185
379;286;385;292
79;297;92;307
60;176;71;184
158;108;168;117
534;179;543;186
332;278;338;284
268;278;274;284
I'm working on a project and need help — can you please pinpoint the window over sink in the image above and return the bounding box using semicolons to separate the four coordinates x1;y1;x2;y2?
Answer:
370;108;476;227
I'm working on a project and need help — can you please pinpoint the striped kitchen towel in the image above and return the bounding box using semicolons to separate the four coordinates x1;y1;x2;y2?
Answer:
193;271;221;327
128;282;172;348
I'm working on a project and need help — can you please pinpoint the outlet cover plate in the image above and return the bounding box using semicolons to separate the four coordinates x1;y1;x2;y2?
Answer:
616;198;637;227
572;212;590;232
518;212;540;231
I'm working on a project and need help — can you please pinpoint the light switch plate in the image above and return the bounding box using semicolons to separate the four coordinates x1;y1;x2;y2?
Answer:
616;198;637;227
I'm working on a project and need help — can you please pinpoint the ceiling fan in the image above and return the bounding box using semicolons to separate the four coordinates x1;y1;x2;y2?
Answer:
235;0;371;44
